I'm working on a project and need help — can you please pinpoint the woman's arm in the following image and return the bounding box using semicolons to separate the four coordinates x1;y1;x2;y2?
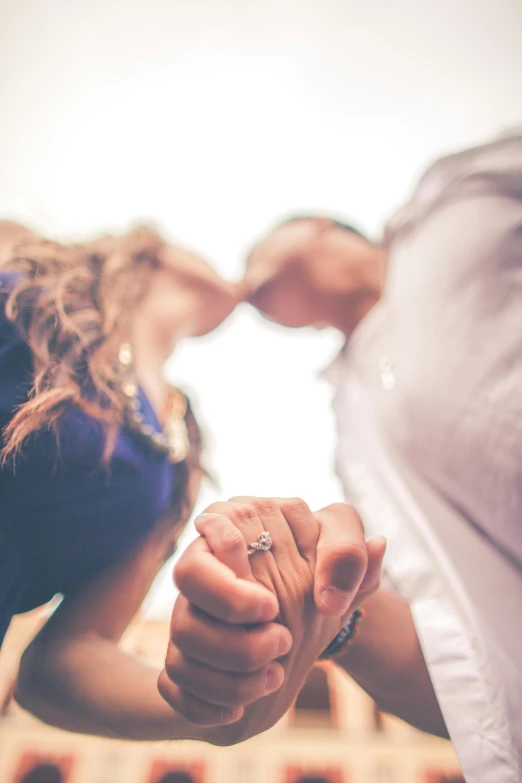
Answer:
15;518;266;740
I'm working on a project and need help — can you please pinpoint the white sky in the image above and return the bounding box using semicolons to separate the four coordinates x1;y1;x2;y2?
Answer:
0;0;521;616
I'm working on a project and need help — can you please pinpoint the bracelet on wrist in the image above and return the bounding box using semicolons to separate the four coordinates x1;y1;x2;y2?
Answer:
318;608;366;661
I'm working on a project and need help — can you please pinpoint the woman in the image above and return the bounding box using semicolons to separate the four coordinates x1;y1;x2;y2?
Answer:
0;221;383;742
0;220;241;739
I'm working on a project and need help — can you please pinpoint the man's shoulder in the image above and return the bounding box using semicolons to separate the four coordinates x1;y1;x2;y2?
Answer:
384;129;522;246
421;127;522;195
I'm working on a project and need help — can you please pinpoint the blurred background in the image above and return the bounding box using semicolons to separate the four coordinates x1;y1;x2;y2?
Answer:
0;1;520;781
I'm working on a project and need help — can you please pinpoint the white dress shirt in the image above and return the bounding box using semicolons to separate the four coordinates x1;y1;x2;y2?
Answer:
327;129;522;783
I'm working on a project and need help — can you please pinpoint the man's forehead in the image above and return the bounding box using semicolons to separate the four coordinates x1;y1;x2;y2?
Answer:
269;218;318;242
250;220;317;260
244;221;318;289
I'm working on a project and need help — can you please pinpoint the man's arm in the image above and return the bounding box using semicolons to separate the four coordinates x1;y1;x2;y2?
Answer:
335;589;448;737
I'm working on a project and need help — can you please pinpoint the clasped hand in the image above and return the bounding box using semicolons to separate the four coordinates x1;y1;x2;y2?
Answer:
158;497;385;745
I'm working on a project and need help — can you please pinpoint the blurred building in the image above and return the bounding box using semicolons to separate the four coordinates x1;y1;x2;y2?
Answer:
0;608;464;783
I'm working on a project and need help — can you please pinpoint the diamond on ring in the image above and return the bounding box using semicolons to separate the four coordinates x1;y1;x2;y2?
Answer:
247;531;273;556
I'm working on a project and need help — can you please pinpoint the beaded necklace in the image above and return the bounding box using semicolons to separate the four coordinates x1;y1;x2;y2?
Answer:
117;342;189;464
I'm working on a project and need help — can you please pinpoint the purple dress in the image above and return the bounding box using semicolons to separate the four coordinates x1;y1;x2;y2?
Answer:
0;272;176;647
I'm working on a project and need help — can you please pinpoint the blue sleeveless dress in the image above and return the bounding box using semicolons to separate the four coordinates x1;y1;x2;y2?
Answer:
0;273;176;647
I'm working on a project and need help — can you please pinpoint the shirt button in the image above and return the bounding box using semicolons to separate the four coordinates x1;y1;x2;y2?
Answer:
378;356;396;391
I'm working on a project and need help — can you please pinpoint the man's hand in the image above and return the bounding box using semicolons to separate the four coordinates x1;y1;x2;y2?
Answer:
158;498;384;740
313;502;385;615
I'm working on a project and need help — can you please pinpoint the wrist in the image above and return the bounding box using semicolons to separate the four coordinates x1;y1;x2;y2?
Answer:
318;608;366;661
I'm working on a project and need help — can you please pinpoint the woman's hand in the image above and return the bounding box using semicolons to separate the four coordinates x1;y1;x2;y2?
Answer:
158;497;385;744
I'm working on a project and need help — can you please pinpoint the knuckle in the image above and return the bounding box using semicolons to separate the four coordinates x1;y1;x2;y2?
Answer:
225;596;253;625
327;502;361;521
232;674;263;704
234;637;264;672
281;496;309;515
173;558;192;593
169;595;188;637
232;504;258;525
252;497;278;516
157;669;177;706
218;596;242;624
170;603;199;647
169;617;188;647
164;649;182;681
181;697;211;726
219;527;245;553
171;630;194;655
221;681;252;707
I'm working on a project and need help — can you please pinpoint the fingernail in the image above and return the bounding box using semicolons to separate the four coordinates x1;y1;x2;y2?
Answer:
265;666;282;694
276;634;292;657
256;598;277;622
195;513;210;521
320;587;352;615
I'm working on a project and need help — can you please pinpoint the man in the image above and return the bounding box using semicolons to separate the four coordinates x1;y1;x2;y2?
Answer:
162;129;522;783
244;215;383;335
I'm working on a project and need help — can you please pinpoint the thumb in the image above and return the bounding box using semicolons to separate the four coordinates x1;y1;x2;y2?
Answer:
313;503;368;617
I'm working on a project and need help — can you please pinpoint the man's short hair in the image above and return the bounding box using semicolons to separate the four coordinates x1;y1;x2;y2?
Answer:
277;214;370;243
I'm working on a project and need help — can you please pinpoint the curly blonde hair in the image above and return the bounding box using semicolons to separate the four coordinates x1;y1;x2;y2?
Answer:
0;224;204;524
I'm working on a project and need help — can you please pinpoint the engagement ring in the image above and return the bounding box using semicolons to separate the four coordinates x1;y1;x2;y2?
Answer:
247;531;273;556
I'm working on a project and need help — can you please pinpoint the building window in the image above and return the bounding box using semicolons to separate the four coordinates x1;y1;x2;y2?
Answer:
14;754;74;783
291;666;335;728
148;760;204;783
284;765;345;783
17;764;64;783
155;774;196;783
294;778;336;783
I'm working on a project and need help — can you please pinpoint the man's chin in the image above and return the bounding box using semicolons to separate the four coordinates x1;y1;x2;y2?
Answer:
253;307;315;330
246;286;317;329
